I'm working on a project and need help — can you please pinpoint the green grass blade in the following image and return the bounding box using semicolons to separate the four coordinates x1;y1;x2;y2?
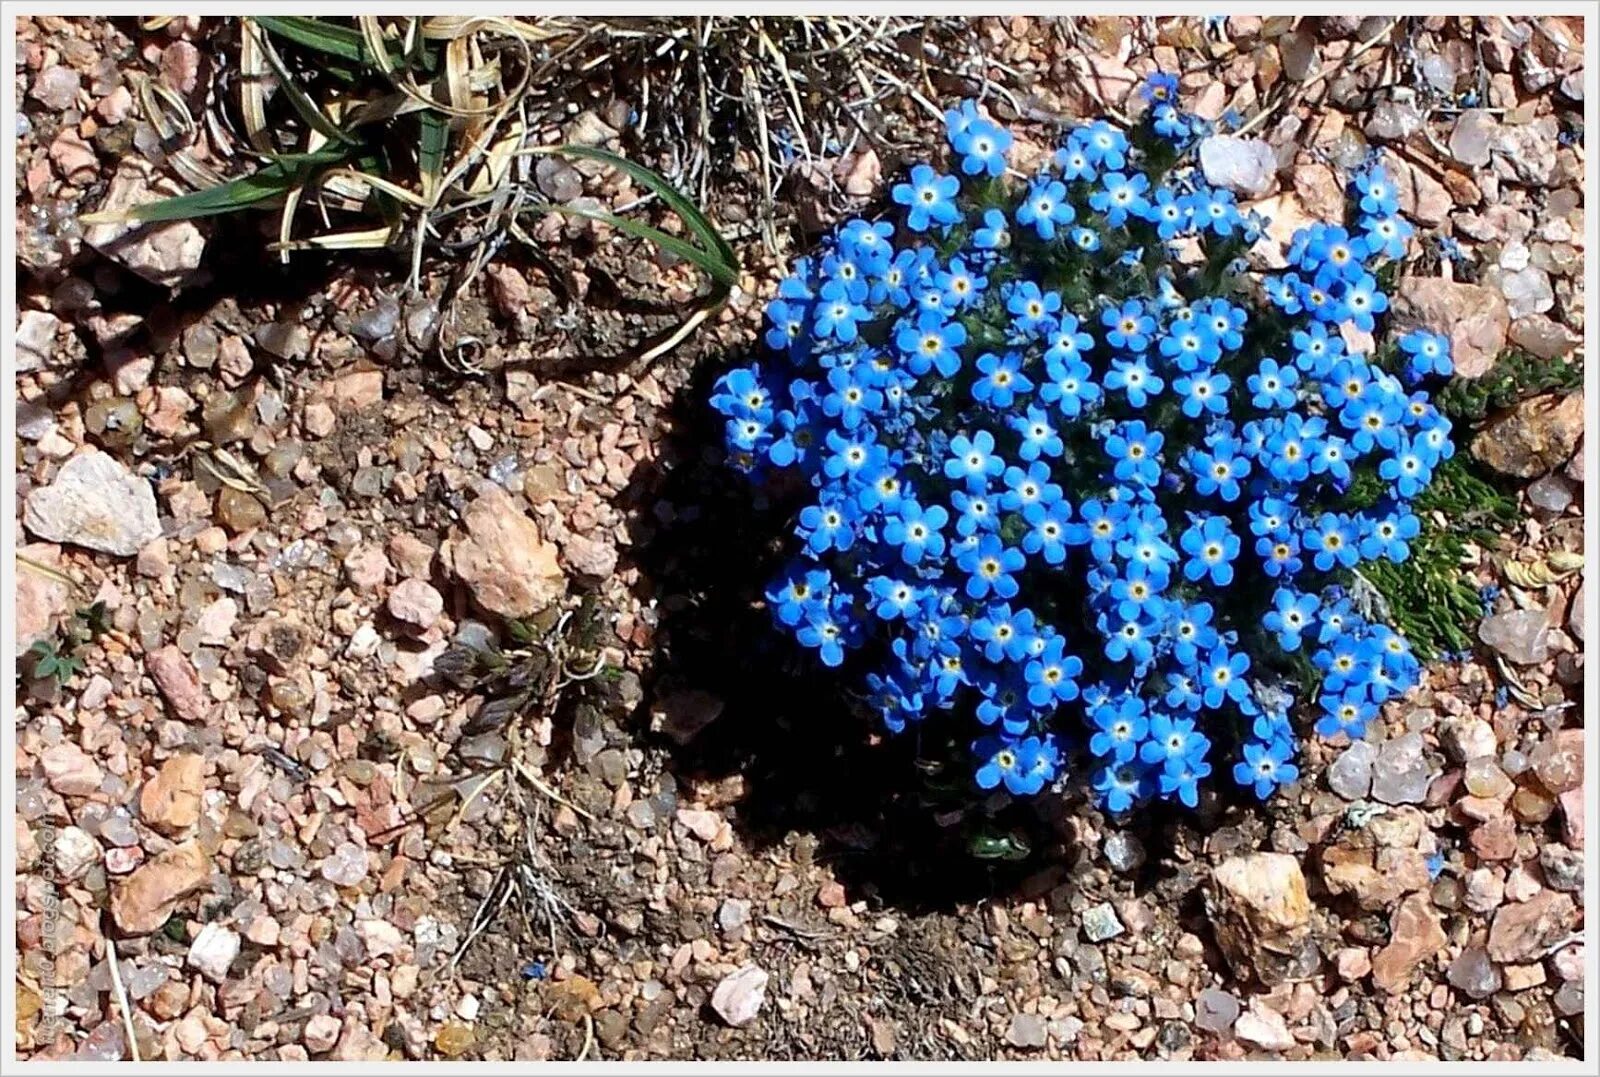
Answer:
542;144;738;283
248;20;359;146
525;204;737;289
418;110;449;199
83;149;348;223
254;15;371;63
255;15;432;72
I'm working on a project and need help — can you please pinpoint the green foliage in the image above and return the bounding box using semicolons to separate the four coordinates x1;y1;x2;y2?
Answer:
1362;457;1517;660
1368;344;1571;660
1435;348;1583;424
28;640;85;687
23;602;110;687
79;15;737;337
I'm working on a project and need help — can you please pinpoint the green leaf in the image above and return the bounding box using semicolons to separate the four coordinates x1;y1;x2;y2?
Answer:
256;15;436;74
539;144;738;289
527;203;738;291
86;148;349;223
247;20;360;147
255;15;376;66
967;828;1032;861
418;109;449;196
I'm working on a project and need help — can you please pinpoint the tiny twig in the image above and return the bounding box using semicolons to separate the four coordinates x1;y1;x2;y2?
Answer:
512;759;596;821
105;937;142;1062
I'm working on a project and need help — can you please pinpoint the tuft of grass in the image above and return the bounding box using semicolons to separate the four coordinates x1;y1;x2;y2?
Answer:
1362;457;1518;660
1366;346;1582;661
1434;348;1583;424
81;16;738;363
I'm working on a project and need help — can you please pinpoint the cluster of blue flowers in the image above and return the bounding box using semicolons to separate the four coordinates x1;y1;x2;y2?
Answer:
711;78;1455;812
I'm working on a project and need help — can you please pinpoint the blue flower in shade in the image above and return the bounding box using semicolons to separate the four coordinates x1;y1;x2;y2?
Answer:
1181;516;1239;586
1142;71;1179;105
972;208;1011;250
883;500;948;565
893;164;962;231
1011;406;1063;461
1093;760;1148;814
1263;589;1319;652
1168;600;1218;667
795;598;860;667
975;734;1060;795
958;534;1026;600
950;489;998;536
1248;358;1299;409
1107;424;1164;487
1158;755;1212;808
1016;177;1075;240
1234;740;1300;799
767;564;831;627
1102;300;1155;351
945;430;1004;491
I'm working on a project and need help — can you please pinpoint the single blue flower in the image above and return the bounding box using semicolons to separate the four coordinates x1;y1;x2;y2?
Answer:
892;163;962;231
945;430;1005;491
1105;421;1163;486
1263;589;1319;652
1104;355;1165;408
1102;300;1155;351
973;351;1034;407
1016;177;1075;240
972;207;1011;250
958;533;1026;600
1181;516;1240;586
1011;406;1063;461
1233;739;1298;799
1247;358;1299;409
1024;635;1083;706
883;500;949;565
952;117;1013;177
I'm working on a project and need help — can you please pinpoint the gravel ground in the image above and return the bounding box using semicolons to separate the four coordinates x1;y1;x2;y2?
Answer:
11;14;1589;1062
